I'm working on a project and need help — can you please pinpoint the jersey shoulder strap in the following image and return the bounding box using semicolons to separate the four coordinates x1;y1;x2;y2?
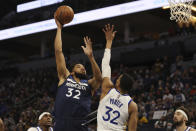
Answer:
36;127;53;131
185;127;192;131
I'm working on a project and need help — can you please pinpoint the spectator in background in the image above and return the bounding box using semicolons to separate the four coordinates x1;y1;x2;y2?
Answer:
163;88;174;102
172;80;184;90
190;85;196;96
174;89;186;103
190;122;196;129
176;55;184;70
154;116;167;129
154;58;164;73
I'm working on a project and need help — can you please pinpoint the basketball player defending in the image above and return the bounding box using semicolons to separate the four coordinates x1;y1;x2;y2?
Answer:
97;24;138;131
173;106;196;131
53;15;102;131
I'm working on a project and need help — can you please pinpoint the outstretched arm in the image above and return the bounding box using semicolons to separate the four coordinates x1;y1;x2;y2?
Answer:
82;37;102;94
128;101;138;131
101;24;117;99
54;14;70;86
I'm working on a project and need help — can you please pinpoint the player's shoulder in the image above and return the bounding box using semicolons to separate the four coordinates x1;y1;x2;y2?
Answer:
67;75;74;80
128;100;138;112
190;128;196;131
60;75;75;84
58;75;73;87
27;127;38;131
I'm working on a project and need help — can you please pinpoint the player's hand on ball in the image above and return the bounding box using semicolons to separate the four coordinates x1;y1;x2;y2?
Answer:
54;13;63;29
103;24;117;42
81;36;93;57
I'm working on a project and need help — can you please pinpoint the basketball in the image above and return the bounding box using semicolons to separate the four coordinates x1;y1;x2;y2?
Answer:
55;5;74;25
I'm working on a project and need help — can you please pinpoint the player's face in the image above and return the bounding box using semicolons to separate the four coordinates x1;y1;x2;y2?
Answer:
73;64;86;75
173;111;185;126
39;114;52;126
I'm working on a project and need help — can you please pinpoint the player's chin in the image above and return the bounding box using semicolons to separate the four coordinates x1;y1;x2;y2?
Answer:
46;121;52;126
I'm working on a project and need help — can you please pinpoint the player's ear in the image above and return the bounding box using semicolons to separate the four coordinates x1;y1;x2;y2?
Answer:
38;120;41;125
183;117;186;122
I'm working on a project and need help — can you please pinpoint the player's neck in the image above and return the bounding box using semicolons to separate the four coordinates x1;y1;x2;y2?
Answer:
73;75;80;83
40;125;50;131
176;123;187;131
116;87;127;95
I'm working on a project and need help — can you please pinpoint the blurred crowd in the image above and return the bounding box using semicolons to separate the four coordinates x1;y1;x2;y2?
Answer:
0;68;57;131
126;21;196;45
0;54;196;131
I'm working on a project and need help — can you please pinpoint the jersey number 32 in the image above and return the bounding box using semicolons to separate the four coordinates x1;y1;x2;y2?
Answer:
65;88;81;99
102;106;120;125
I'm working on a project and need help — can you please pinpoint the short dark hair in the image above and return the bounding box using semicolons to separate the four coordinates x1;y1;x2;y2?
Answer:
176;106;189;120
120;73;135;92
69;62;81;72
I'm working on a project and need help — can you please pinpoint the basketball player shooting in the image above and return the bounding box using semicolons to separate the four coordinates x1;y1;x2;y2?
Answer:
173;106;196;131
53;15;102;131
97;24;138;131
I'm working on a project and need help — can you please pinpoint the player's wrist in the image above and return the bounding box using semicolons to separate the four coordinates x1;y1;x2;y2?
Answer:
87;54;94;59
57;27;62;31
106;42;112;49
106;39;112;43
57;26;62;29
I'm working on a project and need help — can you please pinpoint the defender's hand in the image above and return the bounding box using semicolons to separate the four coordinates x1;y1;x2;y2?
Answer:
81;36;93;57
103;24;117;42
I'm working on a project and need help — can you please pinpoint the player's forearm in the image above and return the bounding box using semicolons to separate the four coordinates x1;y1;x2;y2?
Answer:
128;112;138;131
88;56;102;81
128;119;137;131
54;28;63;53
105;40;112;49
54;28;68;77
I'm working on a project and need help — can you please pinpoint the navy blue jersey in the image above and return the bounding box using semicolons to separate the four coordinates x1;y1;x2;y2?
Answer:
54;75;92;120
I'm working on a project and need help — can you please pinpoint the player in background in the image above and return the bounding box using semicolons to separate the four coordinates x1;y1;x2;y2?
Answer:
173;106;196;131
27;112;53;131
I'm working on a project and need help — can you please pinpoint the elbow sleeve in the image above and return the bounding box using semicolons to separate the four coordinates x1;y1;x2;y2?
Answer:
102;48;111;79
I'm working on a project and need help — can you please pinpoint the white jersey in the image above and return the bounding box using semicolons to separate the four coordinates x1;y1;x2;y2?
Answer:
97;88;132;131
174;126;193;131
27;126;53;131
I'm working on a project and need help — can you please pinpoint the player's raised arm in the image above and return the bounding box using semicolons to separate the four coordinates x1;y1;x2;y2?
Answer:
54;14;70;86
101;24;117;95
128;101;138;131
81;36;102;94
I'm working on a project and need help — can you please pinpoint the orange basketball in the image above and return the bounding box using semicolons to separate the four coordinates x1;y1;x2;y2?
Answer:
55;5;74;25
